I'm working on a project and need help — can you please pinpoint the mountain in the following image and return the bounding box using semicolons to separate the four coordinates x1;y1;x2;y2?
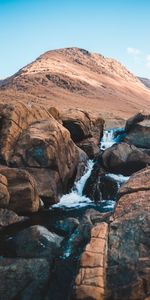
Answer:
0;47;150;118
138;77;150;89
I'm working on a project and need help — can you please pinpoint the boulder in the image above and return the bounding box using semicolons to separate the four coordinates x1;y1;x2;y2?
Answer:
62;109;92;142
125;112;150;132
0;166;40;213
83;161;118;202
73;223;108;300
11;119;79;203
54;217;79;236
106;167;150;300
0;102;79;203
0;174;10;208
77;137;100;159
0;102;51;164
124;124;150;149
8;225;63;262
0;209;26;229
0;257;50;300
102;142;150;176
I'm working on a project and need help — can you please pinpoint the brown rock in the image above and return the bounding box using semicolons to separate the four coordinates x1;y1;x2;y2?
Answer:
0;174;10;208
73;223;108;300
0;102;51;164
0;166;40;213
106;167;150;300
0;209;26;229
77;137;100;159
11;117;79;203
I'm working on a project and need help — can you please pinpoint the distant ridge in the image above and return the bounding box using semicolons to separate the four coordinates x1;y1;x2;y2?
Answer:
138;77;150;89
0;47;150;118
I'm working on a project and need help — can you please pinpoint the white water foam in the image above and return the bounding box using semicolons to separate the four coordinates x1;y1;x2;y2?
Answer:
100;128;124;150
52;160;94;209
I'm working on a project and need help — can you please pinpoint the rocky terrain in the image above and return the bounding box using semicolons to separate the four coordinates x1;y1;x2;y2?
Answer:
0;47;150;121
0;100;149;299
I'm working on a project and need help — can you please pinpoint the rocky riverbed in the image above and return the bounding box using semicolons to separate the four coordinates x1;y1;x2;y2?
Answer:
0;104;149;300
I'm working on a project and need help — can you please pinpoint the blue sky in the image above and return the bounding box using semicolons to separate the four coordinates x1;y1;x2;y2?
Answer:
0;0;150;78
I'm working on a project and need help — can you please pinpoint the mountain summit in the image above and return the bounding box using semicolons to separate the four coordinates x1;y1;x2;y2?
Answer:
0;47;150;118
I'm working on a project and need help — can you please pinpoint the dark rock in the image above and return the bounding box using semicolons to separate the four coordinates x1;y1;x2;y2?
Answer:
125;112;150;132
83;161;118;202
77;137;100;159
124;124;150;149
0;257;50;300
106;167;150;300
54;217;79;236
8;225;63;262
102;142;150;176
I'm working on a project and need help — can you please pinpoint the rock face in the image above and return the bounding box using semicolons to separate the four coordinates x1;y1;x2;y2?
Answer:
0;166;40;214
0;258;50;300
107;167;150;300
0;102;79;203
73;223;108;300
8;225;63;262
102;142;150;175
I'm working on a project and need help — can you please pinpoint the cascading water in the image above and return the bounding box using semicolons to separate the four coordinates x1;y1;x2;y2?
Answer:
52;128;128;212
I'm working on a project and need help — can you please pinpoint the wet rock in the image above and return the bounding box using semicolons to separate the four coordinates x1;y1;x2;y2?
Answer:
75;148;88;182
73;223;108;300
8;225;63;262
54;217;79;236
0;209;27;229
124;124;150;149
0;174;10;208
83;161;118;202
0;166;40;214
102;142;150;176
106;167;150;300
0;257;50;300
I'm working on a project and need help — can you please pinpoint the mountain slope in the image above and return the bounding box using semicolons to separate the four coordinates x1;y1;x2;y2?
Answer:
138;77;150;89
0;47;150;118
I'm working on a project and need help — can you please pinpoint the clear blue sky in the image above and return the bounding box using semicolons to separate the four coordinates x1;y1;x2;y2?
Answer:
0;0;150;78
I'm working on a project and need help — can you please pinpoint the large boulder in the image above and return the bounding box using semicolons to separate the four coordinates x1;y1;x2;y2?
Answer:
0;102;51;164
0;166;40;213
125;112;150;132
8;225;63;262
0;258;50;300
10;119;79;204
0;102;79;203
102;142;150;176
73;223;108;300
124;124;150;149
106;167;150;300
0;174;10;208
61;109;104;158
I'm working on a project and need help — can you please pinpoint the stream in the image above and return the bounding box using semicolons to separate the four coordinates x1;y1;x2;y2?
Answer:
0;127;129;300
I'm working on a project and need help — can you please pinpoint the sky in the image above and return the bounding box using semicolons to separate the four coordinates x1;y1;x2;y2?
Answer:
0;0;150;79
